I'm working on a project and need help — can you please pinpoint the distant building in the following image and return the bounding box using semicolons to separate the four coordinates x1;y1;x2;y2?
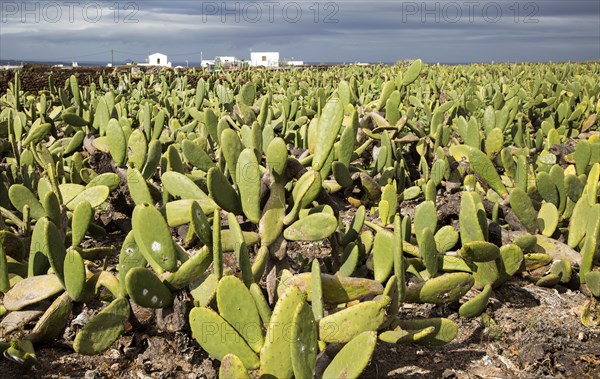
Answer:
285;60;304;66
146;52;172;67
251;52;279;68
201;60;215;69
215;56;239;68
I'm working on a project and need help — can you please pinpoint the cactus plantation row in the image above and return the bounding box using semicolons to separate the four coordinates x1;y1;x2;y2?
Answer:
0;60;599;377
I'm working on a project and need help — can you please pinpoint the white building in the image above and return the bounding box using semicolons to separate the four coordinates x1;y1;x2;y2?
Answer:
146;52;172;67
201;60;215;68
251;52;279;68
215;56;237;66
285;60;304;66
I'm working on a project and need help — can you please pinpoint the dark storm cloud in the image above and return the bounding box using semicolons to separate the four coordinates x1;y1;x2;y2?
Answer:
0;0;598;63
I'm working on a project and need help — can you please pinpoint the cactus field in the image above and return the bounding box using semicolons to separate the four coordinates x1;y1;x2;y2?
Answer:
0;61;599;378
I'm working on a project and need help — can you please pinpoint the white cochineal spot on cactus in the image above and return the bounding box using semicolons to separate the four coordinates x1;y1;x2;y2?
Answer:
143;289;148;296
151;296;158;304
126;247;134;255
151;241;161;252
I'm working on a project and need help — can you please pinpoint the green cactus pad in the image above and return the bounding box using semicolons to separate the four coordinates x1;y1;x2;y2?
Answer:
71;200;93;247
440;255;472;272
142;140;162;179
266;137;288;180
341;205;366;246
395;318;458;346
66;185;109;211
283;213;337;241
405;272;474;304
217;276;264;353
220;230;260;252
459;191;488;243
372;229;394;283
182;139;216;172
8;184;46;219
260;286;305;378
524;253;553;270
190;201;212;247
106;119;127;166
259;182;286;247
434;225;459;253
420;227;439;277
550;260;572;284
459;284;492;318
125;267;173;308
322;331;377;379
313;98;344;171
190;272;220;307
127;129;147;169
63;248;85;301
499;244;524;276
288;273;384;304
127;168;154;206
36;217;67;286
468;147;507;196
165;199;216;227
339;243;359;277
332;161;353;188
219;354;250;379
310;259;324;321
379;326;436;344
290;301;318;379
118;231;147;297
207;167;243;214
319;300;387;343
236;148;262;223
459;241;501;262
221;128;244;184
513;235;537;252
86;173;121;191
536;273;561;287
402;59;423;85
73;297;130;355
509;188;538;233
567;196;591;248
537;202;559;236
43;191;62;228
165;246;212;289
536;172;559;207
564;174;584;203
190;306;259;369
284;169;322;225
584;272;600;297
132;204;177;273
414;201;437;240
162;171;211;201
28;292;72;344
249;283;272;324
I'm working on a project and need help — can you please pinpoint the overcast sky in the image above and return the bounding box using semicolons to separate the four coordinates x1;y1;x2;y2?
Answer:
1;0;598;64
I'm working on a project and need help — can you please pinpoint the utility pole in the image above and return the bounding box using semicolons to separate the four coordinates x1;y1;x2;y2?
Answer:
111;49;114;66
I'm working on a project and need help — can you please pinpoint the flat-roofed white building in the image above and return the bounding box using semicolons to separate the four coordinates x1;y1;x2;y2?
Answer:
146;52;172;67
251;52;279;68
215;56;237;66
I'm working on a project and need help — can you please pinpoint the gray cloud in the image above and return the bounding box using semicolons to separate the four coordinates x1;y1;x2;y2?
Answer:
0;0;598;64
